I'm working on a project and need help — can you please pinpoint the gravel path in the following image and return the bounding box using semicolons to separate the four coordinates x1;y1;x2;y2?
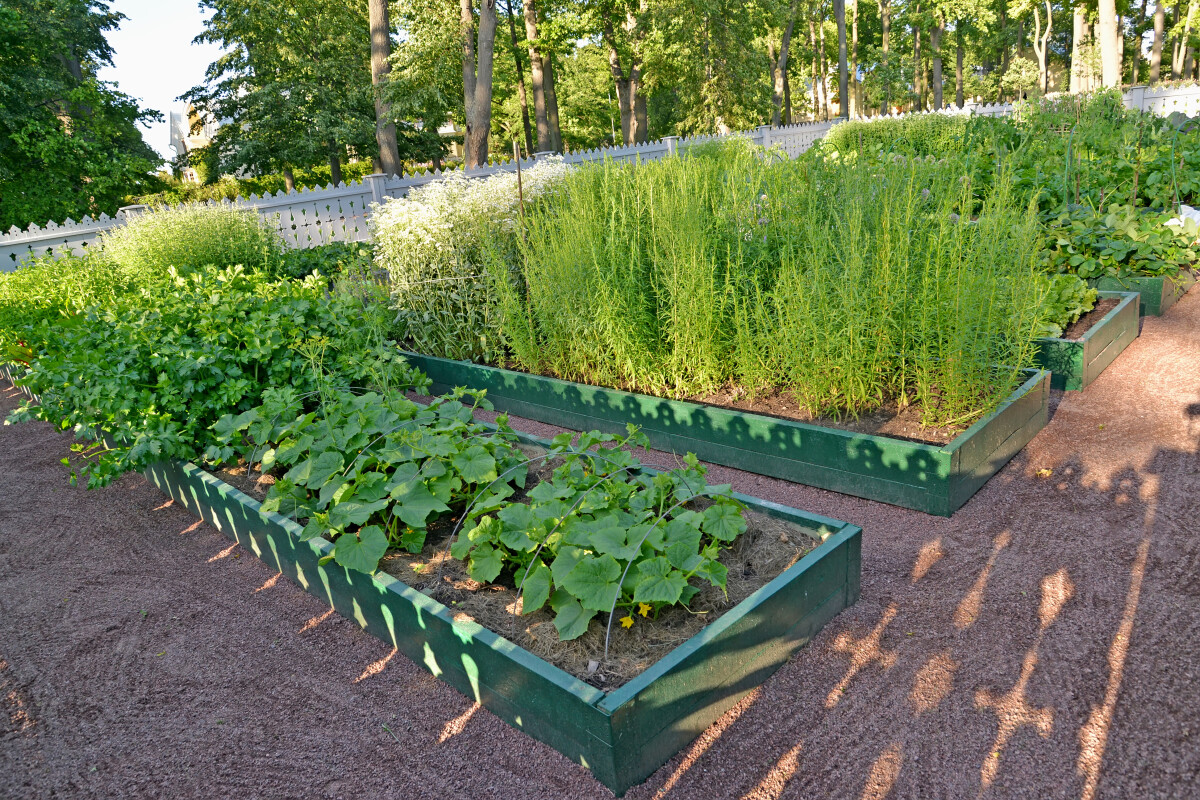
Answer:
2;289;1198;800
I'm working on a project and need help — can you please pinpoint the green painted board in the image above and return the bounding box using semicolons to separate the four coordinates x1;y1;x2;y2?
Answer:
1087;270;1196;317
1034;291;1141;391
141;458;861;796
400;351;1050;517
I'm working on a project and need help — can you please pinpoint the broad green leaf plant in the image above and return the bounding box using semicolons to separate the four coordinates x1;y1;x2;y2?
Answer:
7;266;425;487
209;389;749;642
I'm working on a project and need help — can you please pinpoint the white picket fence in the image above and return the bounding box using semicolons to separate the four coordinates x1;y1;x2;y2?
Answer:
3;83;1197;270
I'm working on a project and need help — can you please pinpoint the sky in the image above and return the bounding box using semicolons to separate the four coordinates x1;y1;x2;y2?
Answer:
96;1;223;161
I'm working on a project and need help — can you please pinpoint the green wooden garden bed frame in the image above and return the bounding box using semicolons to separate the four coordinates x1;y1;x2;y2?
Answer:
0;364;861;795
400;352;1051;517
141;458;860;796
1087;270;1196;317
1033;291;1140;391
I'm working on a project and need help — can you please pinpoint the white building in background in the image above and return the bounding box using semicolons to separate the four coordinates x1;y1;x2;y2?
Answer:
168;105;220;182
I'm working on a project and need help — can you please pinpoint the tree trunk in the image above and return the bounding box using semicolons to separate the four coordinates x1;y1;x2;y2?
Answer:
463;0;499;168
1131;0;1149;85
369;0;402;175
956;22;964;107
913;13;922;112
1032;0;1052;93
999;7;1010;101
329;144;343;185
835;0;848;117
604;16;644;144
771;0;800;126
851;0;860;116
522;0;551;151
809;19;819;119
283;167;296;193
605;31;633;142
461;0;478;157
1150;1;1166;83
768;40;780;123
880;0;891;111
1098;0;1122;87
506;1;533;154
783;66;793;122
544;55;563;150
931;15;944;108
1071;7;1087;92
819;14;830;119
1178;3;1198;80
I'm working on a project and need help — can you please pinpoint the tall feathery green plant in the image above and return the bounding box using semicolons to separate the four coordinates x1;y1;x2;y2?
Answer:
491;141;1049;428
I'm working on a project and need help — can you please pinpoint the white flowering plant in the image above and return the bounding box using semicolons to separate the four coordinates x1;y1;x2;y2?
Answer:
371;158;572;362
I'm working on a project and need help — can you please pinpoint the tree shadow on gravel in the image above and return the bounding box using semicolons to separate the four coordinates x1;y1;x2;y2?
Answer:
622;420;1200;800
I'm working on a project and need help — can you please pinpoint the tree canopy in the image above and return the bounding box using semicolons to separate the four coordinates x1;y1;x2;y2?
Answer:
0;0;161;230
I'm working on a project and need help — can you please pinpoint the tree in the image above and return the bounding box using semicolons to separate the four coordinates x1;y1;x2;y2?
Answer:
388;0;461;167
462;0;500;166
186;0;378;184
523;0;557;151
0;0;161;229
370;0;402;174
1150;0;1166;82
1098;0;1122;85
767;0;801;125
503;0;534;153
599;0;647;144
835;0;849;116
931;10;946;107
1012;0;1053;93
1002;53;1042;95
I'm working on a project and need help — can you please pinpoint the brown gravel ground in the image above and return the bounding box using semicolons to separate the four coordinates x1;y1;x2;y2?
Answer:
3;289;1200;800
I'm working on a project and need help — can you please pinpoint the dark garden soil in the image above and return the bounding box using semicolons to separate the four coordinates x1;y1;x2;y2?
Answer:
4;288;1200;798
493;361;965;445
1060;297;1122;340
688;389;963;445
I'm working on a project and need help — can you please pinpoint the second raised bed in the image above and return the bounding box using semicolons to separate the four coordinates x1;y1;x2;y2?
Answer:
1034;291;1140;391
401;352;1050;517
1087;270;1196;317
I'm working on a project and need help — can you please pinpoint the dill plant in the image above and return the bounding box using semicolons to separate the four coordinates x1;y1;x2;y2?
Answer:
100;202;285;275
492;141;1050;428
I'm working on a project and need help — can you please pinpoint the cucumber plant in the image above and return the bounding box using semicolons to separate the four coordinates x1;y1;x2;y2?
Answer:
211;392;751;643
208;387;529;573
450;429;747;642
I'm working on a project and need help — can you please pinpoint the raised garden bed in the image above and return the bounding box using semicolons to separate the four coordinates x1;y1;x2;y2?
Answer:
399;352;1051;517
141;454;860;796
0;361;863;795
1034;291;1141;391
1087;270;1197;317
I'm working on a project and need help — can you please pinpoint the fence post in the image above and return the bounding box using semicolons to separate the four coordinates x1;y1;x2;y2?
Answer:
533;150;556;160
364;173;387;207
757;125;773;149
662;136;679;157
1124;85;1147;113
